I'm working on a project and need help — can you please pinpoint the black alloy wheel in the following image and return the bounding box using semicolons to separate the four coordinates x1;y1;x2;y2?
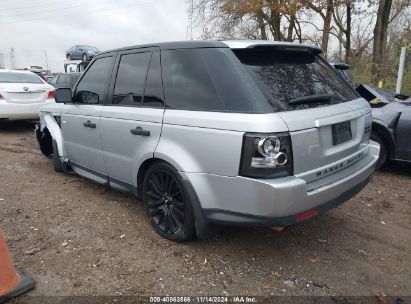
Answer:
143;162;196;242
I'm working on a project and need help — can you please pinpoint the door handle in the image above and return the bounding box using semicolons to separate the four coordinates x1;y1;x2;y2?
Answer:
83;120;96;128
130;126;150;136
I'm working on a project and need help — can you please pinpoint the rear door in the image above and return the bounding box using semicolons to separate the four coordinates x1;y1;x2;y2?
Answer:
62;55;115;182
100;48;164;190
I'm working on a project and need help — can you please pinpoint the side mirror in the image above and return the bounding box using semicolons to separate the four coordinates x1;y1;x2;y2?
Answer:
55;88;72;103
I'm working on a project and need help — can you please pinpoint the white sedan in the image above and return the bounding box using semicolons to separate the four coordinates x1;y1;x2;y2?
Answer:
0;70;55;120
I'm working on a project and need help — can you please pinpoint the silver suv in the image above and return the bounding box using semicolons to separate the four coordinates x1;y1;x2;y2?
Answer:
36;40;380;242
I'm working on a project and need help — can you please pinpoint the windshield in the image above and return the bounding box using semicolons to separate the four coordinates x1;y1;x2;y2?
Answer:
233;48;359;112
0;72;43;84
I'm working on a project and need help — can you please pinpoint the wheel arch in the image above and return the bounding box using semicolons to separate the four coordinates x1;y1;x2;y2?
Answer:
372;121;396;158
40;112;64;157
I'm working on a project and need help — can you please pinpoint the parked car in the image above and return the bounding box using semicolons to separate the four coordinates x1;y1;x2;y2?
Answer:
48;72;82;89
356;84;411;168
66;45;99;61
0;70;55;120
36;40;379;241
330;63;355;88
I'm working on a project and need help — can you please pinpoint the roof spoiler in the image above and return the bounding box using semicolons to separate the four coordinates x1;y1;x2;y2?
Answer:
238;44;322;55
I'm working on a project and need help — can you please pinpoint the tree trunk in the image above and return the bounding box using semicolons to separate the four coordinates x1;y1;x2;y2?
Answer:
321;0;333;59
345;0;351;63
257;13;267;40
372;0;393;85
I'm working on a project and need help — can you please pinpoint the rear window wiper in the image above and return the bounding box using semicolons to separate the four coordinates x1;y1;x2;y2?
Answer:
289;93;335;105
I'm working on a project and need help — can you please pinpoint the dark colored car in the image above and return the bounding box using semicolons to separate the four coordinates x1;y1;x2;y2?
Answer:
48;72;82;89
356;84;411;168
330;63;355;88
65;45;99;61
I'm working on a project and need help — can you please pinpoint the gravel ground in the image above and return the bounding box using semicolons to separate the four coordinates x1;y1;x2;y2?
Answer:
0;121;410;302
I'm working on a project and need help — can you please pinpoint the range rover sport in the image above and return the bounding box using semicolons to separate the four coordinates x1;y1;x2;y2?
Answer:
36;40;380;241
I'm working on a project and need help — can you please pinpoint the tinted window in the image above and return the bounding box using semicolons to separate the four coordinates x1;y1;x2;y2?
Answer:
48;76;58;85
234;49;358;111
0;72;43;84
57;74;70;85
143;52;164;107
74;56;113;105
162;48;269;112
113;52;151;105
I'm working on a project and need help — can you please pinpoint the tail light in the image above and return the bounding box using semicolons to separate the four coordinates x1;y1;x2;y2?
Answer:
47;91;55;99
0;93;4;100
240;132;293;178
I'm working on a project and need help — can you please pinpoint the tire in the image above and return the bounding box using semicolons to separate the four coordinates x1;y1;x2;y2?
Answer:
35;126;53;156
66;54;71;60
142;162;196;242
52;140;65;173
82;53;87;61
371;132;387;169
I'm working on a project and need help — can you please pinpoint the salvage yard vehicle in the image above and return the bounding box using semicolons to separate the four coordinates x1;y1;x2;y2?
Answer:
0;70;55;121
356;84;411;168
48;72;82;89
66;45;100;61
36;40;379;242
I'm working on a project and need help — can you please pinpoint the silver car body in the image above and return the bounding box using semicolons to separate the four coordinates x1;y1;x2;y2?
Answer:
38;40;379;228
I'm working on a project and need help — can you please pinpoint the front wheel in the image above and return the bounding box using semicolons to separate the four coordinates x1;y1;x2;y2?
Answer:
82;53;87;61
66;54;71;60
143;162;196;242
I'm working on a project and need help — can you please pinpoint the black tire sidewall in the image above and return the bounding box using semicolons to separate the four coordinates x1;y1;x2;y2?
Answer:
142;162;196;242
371;132;387;169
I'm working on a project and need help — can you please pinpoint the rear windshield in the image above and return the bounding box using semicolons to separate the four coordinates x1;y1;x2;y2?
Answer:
234;48;358;112
0;72;43;84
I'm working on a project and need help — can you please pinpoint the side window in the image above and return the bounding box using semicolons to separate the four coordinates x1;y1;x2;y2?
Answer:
113;52;151;106
57;74;69;84
161;49;222;111
49;76;58;85
74;56;113;105
143;52;164;107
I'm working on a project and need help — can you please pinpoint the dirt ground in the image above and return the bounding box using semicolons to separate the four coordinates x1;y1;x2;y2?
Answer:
0;121;410;302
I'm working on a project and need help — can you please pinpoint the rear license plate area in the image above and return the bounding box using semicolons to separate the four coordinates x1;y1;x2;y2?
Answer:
332;121;352;145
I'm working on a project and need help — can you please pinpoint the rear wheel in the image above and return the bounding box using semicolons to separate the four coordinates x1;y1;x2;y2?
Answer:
371;132;387;169
142;162;196;242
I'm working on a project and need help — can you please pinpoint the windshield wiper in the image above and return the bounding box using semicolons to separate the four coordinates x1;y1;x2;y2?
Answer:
289;93;335;105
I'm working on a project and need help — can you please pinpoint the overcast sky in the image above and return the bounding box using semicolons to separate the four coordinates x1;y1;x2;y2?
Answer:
0;0;189;72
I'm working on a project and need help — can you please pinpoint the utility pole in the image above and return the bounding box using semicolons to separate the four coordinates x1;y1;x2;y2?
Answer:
0;53;4;69
10;48;16;69
186;0;194;40
396;47;406;94
44;50;50;73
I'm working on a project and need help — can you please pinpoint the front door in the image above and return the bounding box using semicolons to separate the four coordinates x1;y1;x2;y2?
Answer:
100;49;164;190
396;102;411;160
62;55;115;183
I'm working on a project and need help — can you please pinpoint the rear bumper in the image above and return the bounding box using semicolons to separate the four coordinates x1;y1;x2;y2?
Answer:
0;100;54;120
185;142;379;226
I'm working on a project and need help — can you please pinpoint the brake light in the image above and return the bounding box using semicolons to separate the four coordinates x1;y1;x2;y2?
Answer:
0;93;3;99
47;91;55;99
239;132;293;178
